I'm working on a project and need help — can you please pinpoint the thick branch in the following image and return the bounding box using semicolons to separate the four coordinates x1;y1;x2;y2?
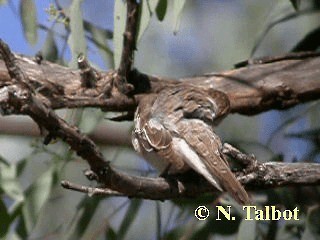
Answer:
61;161;320;200
1;40;320;201
97;143;320;200
1;53;320;115
183;56;320;115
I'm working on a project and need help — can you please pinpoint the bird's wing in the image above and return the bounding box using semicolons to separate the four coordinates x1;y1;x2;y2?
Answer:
177;120;250;205
181;88;218;125
142;118;172;150
141;117;190;172
159;86;230;126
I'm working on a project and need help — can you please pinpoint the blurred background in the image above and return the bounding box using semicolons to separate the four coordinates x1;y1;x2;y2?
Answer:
0;0;320;239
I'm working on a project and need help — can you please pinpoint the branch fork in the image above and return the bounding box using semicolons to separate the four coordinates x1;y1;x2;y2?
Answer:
1;0;320;201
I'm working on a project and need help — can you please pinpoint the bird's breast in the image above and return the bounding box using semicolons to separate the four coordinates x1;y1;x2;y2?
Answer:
132;132;190;174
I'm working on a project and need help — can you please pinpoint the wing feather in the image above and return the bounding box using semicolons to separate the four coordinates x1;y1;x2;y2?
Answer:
133;86;249;204
177;120;250;205
143;118;172;150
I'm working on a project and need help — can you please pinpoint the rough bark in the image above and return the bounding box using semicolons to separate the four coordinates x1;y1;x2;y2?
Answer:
1;43;320;200
1;53;320;115
1;0;320;202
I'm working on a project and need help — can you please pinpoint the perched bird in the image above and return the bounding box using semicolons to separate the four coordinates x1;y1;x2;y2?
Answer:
132;84;250;205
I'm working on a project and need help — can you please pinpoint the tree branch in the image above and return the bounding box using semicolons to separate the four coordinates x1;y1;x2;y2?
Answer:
60;161;320;201
115;0;139;94
1;38;320;201
183;55;320;115
0;39;108;174
61;180;124;197
1;52;320;115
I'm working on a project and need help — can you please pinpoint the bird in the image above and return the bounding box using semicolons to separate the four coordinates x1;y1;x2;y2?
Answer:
132;84;250;205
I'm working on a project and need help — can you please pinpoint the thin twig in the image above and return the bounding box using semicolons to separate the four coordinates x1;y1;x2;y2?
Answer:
0;38;108;174
77;53;100;88
235;51;320;68
61;180;124;196
0;39;32;90
2;39;320;201
222;143;257;167
115;0;139;94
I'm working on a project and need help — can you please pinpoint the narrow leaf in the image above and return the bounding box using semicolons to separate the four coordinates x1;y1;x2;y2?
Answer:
118;199;142;239
0;155;9;166
84;21;113;39
113;0;127;68
156;202;162;239
42;31;58;62
65;196;104;240
173;0;186;34
16;215;28;239
137;0;159;41
290;0;301;11
20;0;38;45
84;21;113;67
250;3;312;56
16;158;27;177
0;160;24;203
0;198;10;238
156;0;167;21
22;167;54;233
68;0;86;67
105;227;117;240
285;128;320;140
292;26;320;52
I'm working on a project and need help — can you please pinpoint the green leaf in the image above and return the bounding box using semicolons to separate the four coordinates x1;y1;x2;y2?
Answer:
65;196;104;240
42;31;58;62
84;21;114;67
16;215;28;239
105;226;117;240
0;155;9;166
113;0;127;68
22;167;54;233
118;199;142;239
156;0;167;21
289;0;301;11
84;21;113;40
0;160;24;204
16;158;27;177
291;26;320;52
137;0;159;41
237;216;256;240
20;0;38;45
0;198;10;238
0;0;7;6
172;0;186;34
155;202;161;240
67;0;86;67
285;128;320;140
